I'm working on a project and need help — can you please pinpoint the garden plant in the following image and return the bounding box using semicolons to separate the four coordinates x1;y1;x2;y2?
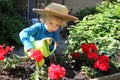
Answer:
0;0;29;46
0;0;120;80
65;0;120;79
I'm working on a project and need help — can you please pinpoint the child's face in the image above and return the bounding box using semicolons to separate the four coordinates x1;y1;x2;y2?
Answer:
45;16;63;32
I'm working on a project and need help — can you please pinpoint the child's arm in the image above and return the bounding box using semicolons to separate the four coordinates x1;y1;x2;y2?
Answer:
19;23;40;51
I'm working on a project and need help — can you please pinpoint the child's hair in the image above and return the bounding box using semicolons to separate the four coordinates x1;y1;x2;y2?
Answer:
40;13;67;27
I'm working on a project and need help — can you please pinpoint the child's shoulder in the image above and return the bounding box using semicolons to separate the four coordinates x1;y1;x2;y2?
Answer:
30;22;44;30
33;22;44;27
34;22;43;25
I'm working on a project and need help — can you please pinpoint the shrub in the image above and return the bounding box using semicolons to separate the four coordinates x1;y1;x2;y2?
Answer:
0;0;29;46
65;0;120;78
66;1;120;58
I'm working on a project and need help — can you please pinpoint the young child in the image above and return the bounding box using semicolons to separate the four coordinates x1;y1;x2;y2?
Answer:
19;2;78;58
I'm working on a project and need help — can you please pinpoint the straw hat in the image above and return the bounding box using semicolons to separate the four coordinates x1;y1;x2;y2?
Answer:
33;3;78;21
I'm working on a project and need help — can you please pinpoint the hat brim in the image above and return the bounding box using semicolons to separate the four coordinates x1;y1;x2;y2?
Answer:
33;8;78;21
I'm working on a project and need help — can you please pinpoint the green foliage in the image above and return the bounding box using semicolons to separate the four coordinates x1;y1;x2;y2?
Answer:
109;58;120;73
0;0;16;15
66;1;120;57
76;7;98;20
1;54;22;70
96;1;120;19
0;0;29;46
81;66;104;78
0;15;28;45
103;0;120;3
31;65;48;80
65;1;120;78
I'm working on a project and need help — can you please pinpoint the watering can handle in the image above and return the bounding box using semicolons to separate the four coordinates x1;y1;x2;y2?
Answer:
42;37;57;55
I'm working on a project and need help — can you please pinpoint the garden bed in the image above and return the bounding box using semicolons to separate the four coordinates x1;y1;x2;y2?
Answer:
0;60;35;80
1;38;119;79
0;57;120;80
0;58;89;80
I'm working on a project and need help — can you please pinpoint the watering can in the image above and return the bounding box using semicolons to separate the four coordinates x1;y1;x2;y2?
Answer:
16;37;57;66
24;37;57;57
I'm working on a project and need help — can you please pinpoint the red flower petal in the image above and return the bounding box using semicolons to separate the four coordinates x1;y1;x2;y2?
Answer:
30;50;43;62
81;43;90;53
99;62;109;71
87;52;98;60
99;55;110;62
48;63;66;80
89;43;98;51
0;54;4;61
70;52;80;58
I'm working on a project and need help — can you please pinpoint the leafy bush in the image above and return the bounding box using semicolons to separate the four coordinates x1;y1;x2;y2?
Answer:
96;1;120;19
66;1;120;58
64;0;120;78
0;15;28;45
0;0;29;46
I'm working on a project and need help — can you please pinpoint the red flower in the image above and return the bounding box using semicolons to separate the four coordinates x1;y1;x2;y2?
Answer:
94;60;109;71
70;52;80;58
94;61;100;68
4;46;14;55
99;61;109;71
0;44;14;61
48;63;66;80
98;55;110;62
0;53;4;61
0;48;5;56
89;43;98;51
87;52;98;60
81;43;90;53
30;50;43;62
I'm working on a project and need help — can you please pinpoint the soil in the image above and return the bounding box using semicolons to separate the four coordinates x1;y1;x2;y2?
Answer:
0;60;34;80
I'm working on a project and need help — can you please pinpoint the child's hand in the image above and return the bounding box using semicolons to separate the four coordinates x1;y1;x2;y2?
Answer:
27;48;35;58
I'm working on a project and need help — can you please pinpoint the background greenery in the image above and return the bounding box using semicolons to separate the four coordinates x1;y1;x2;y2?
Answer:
66;0;120;58
0;0;29;46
